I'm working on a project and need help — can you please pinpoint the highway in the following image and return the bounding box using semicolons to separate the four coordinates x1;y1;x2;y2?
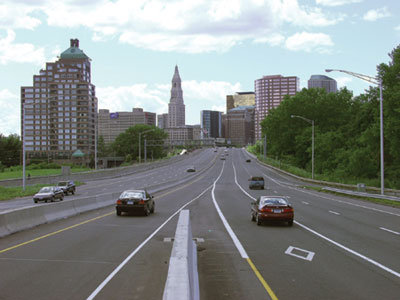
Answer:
0;148;399;299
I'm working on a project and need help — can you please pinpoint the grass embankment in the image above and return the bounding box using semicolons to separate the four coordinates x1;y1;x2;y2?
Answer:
0;181;84;201
0;167;90;180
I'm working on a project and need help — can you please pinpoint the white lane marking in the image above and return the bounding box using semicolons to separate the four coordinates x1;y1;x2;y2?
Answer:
86;180;216;299
302;201;309;205
379;227;400;235
295;221;400;279
233;161;400;280
265;174;400;217
329;210;340;215
285;246;315;261
212;162;249;258
273;191;278;194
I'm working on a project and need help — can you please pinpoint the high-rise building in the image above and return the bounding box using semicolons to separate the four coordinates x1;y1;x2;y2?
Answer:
222;106;255;146
168;65;185;127
200;110;222;139
308;75;337;93
254;75;299;140
157;113;168;129
21;39;97;162
98;108;156;144
226;92;255;112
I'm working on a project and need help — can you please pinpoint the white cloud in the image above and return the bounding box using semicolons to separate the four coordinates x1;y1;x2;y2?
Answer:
253;33;285;46
395;25;400;31
0;89;20;136
335;76;352;88
0;0;342;54
285;31;333;53
363;7;390;22
0;29;45;65
97;80;241;124
0;3;41;30
316;0;363;6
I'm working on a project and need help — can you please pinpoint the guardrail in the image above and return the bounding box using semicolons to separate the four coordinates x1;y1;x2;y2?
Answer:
163;210;199;300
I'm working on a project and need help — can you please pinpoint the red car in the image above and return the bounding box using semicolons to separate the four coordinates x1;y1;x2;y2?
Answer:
251;196;294;226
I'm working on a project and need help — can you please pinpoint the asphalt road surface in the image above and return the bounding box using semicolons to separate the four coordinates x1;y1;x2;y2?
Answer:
0;148;399;299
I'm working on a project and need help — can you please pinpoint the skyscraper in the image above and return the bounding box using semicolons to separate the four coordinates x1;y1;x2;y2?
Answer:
21;39;97;162
308;75;337;93
200;110;222;139
254;74;299;140
168;65;185;127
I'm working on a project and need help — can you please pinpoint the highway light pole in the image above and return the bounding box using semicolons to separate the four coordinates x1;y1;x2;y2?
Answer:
139;129;155;163
291;115;314;180
326;69;384;195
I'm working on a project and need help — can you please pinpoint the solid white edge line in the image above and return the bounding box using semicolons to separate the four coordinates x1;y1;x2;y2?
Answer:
235;154;400;280
379;227;400;235
329;210;340;215
211;162;249;259
86;183;214;300
263;169;400;217
295;221;400;279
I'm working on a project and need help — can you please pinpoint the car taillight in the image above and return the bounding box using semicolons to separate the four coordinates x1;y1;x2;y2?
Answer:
139;200;145;205
283;207;294;213
116;199;122;205
260;207;273;212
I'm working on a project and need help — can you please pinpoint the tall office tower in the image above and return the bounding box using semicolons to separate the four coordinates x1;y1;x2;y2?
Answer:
223;106;255;146
168;65;185;127
226;92;255;112
200;110;222;139
308;75;337;93
21;39;97;162
254;74;299;140
98;108;156;144
157;113;169;129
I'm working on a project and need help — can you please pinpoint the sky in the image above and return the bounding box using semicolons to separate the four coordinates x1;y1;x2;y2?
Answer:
0;0;399;136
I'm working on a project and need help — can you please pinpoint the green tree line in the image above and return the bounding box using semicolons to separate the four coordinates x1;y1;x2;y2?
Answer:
0;134;21;168
260;45;400;189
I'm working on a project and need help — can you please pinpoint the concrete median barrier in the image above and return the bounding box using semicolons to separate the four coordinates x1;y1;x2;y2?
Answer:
0;206;47;237
163;210;199;300
42;201;77;223
72;196;99;214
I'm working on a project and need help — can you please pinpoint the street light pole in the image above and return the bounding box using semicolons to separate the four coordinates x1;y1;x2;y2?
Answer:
326;69;384;195
22;103;26;191
291;115;315;179
139;128;156;163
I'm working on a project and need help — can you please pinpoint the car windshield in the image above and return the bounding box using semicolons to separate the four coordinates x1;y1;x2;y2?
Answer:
57;182;67;186
260;197;288;207
39;187;53;193
120;191;145;199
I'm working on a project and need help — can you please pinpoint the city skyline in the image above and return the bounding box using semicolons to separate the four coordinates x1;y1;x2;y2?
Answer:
1;0;399;135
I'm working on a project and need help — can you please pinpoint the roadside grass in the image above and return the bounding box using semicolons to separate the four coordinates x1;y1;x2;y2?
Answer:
0;167;91;180
303;186;400;208
0;181;84;201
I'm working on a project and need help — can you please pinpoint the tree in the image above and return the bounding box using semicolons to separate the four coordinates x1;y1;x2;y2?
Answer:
0;134;22;167
112;125;168;162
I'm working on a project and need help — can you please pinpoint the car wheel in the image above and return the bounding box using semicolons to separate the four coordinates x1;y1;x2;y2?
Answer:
116;209;121;216
251;213;255;222
34;200;38;203
150;203;155;214
60;195;64;201
144;207;150;216
288;220;293;226
256;214;262;226
72;189;75;195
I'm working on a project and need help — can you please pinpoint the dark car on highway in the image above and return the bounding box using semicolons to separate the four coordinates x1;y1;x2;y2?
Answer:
246;159;251;163
57;180;76;195
249;176;264;189
116;189;155;216
186;166;196;172
33;186;64;203
251;196;294;226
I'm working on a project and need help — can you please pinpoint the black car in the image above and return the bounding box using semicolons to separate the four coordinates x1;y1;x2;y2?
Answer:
33;186;64;203
249;176;264;190
57;180;76;195
186;166;196;172
246;159;251;163
116;189;155;216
